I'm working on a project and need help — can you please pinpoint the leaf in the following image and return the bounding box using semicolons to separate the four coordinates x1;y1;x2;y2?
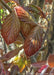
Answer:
4;0;10;3
32;61;46;68
24;26;44;56
14;33;24;44
1;10;20;45
14;6;37;27
48;54;54;68
4;63;12;70
13;56;27;73
0;47;23;61
45;0;52;4
20;22;34;37
0;60;6;75
25;4;46;18
0;49;3;56
14;6;38;37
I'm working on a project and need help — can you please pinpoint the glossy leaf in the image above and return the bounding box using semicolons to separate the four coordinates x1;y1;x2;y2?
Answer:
24;26;44;56
1;10;20;45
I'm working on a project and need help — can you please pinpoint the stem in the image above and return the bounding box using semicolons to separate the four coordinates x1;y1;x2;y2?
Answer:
4;41;7;54
1;0;12;13
38;0;45;9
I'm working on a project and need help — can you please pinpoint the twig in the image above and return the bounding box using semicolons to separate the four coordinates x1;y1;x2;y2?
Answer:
0;0;12;13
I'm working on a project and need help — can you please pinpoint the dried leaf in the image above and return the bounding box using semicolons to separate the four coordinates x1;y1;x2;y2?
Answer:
1;10;20;45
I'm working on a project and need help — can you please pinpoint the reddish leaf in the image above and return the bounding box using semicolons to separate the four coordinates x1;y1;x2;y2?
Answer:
49;0;52;4
14;6;37;37
48;54;54;68
0;60;6;75
45;0;52;4
24;26;44;56
14;6;37;26
0;49;3;56
0;47;23;61
25;4;46;18
1;11;20;45
32;61;46;68
0;60;4;69
3;0;10;3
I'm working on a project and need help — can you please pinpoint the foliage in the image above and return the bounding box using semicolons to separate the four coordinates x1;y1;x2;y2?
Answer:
0;0;54;75
1;10;20;44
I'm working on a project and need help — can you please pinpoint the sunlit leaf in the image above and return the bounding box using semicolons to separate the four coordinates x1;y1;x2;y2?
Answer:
12;54;27;72
14;6;38;37
0;9;3;13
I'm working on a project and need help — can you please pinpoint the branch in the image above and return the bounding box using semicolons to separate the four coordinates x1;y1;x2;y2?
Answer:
0;0;12;13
